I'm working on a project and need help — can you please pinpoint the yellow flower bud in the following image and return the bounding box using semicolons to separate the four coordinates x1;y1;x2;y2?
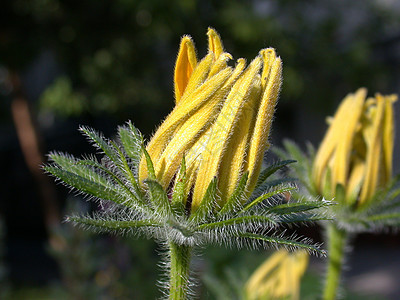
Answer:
139;28;282;212
245;249;309;300
313;88;397;208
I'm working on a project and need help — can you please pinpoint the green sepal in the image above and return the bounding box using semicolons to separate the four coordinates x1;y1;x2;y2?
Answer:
190;177;218;223
118;121;143;163
145;179;172;218
111;140;144;200
255;160;296;190
242;186;297;212
142;145;156;180
218;171;249;216
171;156;187;214
238;232;326;256
334;183;346;206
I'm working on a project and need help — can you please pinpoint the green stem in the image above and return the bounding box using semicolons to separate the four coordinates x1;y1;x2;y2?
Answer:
168;241;192;300
323;223;348;300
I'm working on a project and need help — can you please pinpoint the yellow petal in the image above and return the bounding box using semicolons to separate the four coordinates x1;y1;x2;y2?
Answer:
207;52;232;79
359;95;385;205
138;55;226;183
174;35;197;104
331;88;366;192
155;67;234;187
382;94;397;185
312;88;367;195
246;50;282;194
191;56;263;210
345;157;365;206
218;76;261;204
207;27;224;59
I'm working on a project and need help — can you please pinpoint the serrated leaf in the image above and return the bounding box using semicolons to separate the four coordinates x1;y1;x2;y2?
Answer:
239;232;326;256
190;177;218;223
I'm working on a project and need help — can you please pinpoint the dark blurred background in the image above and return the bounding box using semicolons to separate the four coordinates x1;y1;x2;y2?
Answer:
1;0;400;299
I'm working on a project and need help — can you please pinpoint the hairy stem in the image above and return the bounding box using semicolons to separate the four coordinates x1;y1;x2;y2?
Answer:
168;241;192;300
323;223;348;300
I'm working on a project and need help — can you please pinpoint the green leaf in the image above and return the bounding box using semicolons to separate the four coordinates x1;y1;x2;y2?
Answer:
49;152;109;186
77;159;147;209
68;216;161;230
190;177;218;223
243;186;297;212
145;179;172;218
81;126;144;200
219;171;249;216
239;232;326;256
45;166;132;207
118;121;142;163
365;212;400;224
80;126;119;162
254;177;296;194
278;213;331;223
255;160;296;190
267;200;332;215
196;215;276;231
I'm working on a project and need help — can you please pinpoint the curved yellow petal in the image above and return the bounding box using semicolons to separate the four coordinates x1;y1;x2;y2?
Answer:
359;95;385;205
331;88;365;191
218;75;261;204
246;50;282;194
207;27;224;59
313;88;367;195
174;35;197;104
191;56;263;210
382;94;397;184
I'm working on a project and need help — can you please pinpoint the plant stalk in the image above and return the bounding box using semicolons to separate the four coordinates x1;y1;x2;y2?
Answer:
322;222;348;300
168;241;192;300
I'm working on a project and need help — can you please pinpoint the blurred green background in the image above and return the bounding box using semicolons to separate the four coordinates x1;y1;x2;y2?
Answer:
1;0;400;299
